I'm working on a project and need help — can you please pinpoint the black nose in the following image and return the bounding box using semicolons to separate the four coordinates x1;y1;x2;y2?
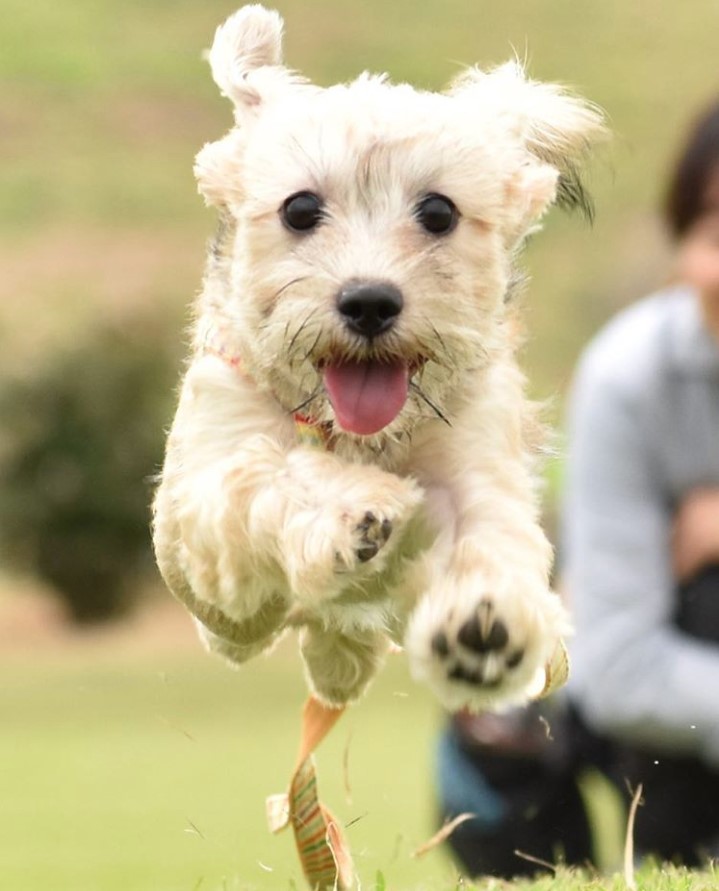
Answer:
336;281;404;338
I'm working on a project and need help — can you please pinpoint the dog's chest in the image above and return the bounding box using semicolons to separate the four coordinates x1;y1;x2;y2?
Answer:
328;432;411;474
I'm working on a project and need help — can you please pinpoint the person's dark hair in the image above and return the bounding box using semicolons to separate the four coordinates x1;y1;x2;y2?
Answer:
664;98;719;239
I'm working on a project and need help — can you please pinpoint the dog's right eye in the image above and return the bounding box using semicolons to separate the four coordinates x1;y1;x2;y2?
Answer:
415;193;458;235
281;192;324;232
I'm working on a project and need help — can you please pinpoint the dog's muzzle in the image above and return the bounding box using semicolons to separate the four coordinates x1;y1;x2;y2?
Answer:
336;280;403;339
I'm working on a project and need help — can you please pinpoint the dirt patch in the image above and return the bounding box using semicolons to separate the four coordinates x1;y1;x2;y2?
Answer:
0;576;197;657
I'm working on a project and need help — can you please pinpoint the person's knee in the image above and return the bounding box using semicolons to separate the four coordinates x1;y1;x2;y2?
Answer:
435;717;595;877
436;728;508;831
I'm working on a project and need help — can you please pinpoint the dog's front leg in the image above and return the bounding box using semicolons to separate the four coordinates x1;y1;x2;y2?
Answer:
154;358;423;639
258;443;424;602
404;385;569;712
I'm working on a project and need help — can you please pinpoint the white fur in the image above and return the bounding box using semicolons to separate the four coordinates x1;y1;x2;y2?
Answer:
153;5;603;710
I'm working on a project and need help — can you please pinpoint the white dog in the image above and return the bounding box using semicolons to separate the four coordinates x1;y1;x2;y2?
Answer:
153;5;603;712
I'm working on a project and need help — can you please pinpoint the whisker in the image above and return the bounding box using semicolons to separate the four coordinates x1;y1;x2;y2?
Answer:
416;315;458;372
287;308;319;356
412;334;441;366
303;325;324;362
289;384;324;416
409;380;452;427
427;319;450;358
273;276;311;302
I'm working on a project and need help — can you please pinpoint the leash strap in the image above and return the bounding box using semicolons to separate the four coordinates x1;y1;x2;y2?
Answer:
536;638;570;699
266;697;353;890
264;648;567;890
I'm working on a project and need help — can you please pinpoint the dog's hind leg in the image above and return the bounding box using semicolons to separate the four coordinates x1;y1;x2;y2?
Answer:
153;495;291;666
193;590;290;666
299;623;389;707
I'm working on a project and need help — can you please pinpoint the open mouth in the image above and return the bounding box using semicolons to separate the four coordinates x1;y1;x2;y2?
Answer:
321;358;411;436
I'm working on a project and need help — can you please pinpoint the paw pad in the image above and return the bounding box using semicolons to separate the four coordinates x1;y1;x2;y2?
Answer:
431;630;450;658
354;511;392;562
428;597;527;693
457;602;509;653
447;663;500;688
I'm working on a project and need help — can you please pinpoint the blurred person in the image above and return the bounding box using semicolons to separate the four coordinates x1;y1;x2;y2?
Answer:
437;96;719;876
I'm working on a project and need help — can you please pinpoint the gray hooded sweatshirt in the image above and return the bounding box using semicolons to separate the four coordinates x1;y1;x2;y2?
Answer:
562;285;719;765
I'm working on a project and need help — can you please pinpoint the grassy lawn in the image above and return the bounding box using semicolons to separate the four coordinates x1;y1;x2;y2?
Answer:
1;609;717;891
1;613;456;890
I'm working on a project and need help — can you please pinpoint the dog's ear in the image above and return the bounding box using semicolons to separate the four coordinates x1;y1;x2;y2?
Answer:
194;132;245;208
449;60;606;222
196;6;303;207
207;5;301;118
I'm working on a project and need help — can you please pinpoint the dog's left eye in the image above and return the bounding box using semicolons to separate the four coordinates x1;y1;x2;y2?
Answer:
415;194;458;235
281;191;324;232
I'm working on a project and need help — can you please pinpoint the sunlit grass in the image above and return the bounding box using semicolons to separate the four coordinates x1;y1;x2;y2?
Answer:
1;628;456;891
3;622;716;891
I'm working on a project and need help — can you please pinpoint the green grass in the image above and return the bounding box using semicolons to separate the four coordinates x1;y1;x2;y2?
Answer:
2;626;717;891
475;864;719;891
1;631;455;890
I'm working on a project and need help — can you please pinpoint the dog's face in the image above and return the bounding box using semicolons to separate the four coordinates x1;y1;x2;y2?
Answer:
196;6;603;438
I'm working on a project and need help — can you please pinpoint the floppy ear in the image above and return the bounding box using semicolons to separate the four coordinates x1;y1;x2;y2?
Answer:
196;6;306;207
449;61;606;221
207;5;301;120
194;132;245;208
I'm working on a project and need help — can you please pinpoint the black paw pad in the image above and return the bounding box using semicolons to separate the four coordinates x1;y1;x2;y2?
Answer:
447;663;502;689
431;631;449;658
506;649;524;669
356;543;379;562
448;663;484;685
457;613;508;654
355;512;393;562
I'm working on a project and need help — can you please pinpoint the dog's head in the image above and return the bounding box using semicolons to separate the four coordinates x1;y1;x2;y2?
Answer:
195;5;604;438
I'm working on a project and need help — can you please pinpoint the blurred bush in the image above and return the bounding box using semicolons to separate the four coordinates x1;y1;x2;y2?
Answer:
0;319;183;624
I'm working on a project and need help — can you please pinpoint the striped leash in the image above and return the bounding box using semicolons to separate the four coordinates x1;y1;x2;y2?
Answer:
266;697;353;890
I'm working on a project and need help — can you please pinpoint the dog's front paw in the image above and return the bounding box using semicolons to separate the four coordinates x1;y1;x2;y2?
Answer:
406;580;569;712
285;474;423;602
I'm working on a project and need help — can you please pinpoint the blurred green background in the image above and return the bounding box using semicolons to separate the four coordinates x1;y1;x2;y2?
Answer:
2;1;719;888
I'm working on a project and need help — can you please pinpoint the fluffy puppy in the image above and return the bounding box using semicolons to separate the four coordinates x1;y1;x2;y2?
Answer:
153;5;604;711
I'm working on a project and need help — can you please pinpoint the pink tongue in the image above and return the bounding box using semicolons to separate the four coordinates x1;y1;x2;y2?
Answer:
323;360;409;435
